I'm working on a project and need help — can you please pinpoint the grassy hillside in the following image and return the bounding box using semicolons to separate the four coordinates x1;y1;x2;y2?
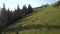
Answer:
20;6;60;26
4;29;60;34
10;5;60;28
4;2;60;34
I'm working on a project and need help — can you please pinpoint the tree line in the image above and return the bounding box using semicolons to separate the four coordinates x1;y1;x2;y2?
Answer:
0;3;33;34
53;1;60;7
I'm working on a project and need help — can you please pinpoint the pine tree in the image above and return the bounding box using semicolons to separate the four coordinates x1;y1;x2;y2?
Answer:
0;3;7;27
27;4;33;14
0;3;7;34
12;4;21;22
6;8;12;26
16;4;21;19
22;5;27;17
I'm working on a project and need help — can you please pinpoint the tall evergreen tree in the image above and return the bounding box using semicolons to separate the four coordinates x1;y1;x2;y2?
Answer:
27;4;33;14
12;9;17;21
6;8;12;26
0;3;7;27
12;4;21;22
16;4;21;19
22;5;27;17
0;3;7;34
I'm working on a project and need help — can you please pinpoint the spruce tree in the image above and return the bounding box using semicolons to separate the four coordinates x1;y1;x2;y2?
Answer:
27;4;33;14
0;3;7;27
22;5;27;17
16;4;21;19
0;3;7;34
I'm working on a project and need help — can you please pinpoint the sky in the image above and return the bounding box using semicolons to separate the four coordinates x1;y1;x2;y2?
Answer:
0;0;59;10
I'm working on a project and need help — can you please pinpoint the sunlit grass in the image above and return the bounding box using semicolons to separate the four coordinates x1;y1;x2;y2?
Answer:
4;29;60;34
5;4;60;34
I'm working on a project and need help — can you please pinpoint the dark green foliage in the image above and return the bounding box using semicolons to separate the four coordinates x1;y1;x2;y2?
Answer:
0;3;7;27
22;5;27;17
0;3;7;34
0;3;33;34
16;4;21;19
44;4;49;7
56;1;60;6
6;8;12;26
12;4;21;22
40;4;49;8
27;4;33;14
53;1;60;7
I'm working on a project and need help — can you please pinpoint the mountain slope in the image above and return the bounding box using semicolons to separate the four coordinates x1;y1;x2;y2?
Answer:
5;2;60;34
9;5;60;28
20;6;60;26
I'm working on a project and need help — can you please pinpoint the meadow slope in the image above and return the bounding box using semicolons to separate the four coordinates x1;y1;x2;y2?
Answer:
5;4;60;34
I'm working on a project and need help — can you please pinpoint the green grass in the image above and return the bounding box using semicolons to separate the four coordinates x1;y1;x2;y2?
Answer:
21;6;60;26
10;6;60;27
5;3;60;34
19;29;60;34
4;28;60;34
